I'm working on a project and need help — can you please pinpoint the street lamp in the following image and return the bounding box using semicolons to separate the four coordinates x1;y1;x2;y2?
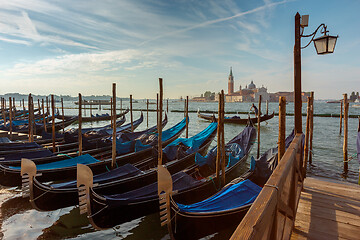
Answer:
293;13;338;134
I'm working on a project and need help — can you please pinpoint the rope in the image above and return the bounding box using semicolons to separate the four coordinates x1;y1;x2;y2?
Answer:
209;176;219;191
344;153;357;163
57;153;73;159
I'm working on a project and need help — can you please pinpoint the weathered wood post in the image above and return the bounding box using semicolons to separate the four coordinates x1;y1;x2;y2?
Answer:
46;96;49;123
303;96;311;174
1;98;5;128
184;97;186;117
186;96;189;138
221;91;226;187
42;99;47;132
278;96;286;163
130;95;133;132
147;99;149;128
257;95;262;159
343;93;348;174
28;94;34;142
78;93;83;156
309;92;314;165
216;92;222;184
111;84;116;168
51;95;56;153
266;100;269;115
339;99;343;135
110;98;113;128
8;97;13;139
61;98;65;133
167;98;169;113
22;99;25;111
37;99;41;116
158;78;163;165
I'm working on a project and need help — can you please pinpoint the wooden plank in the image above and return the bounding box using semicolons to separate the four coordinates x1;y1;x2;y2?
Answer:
293;216;360;239
301;187;360;206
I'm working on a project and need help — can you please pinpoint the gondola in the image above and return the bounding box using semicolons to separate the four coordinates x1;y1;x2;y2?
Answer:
0;113;147;163
56;108;129;122
197;110;275;124
20;117;187;210
5;116;78;136
0;115;178;187
159;131;300;239
76;122;255;229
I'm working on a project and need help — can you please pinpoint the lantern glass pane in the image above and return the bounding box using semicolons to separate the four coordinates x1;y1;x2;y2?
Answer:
327;37;337;53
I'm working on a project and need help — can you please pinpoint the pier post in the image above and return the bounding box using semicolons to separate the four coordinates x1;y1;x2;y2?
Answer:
186;96;189;138
61;98;65;133
167;99;169;113
343;94;348;174
266;100;269;115
294;12;302;134
216;92;222;185
51;95;56;153
303;96;311;175
221;91;226;187
309;92;314;164
111;84;116;168
130;95;133;132
158;78;163;165
42;99;47;132
46;96;49;123
110;98;113;128
339;99;343;135
78;93;83;156
22;99;25;111
278;96;286;163
257;95;262;159
28;94;33;142
8;97;12;139
147;99;149;128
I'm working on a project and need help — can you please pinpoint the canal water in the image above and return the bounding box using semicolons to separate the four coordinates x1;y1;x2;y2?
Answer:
0;100;359;239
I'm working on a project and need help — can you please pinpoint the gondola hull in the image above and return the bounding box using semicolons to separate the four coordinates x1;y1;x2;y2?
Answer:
198;111;275;124
56;109;129;122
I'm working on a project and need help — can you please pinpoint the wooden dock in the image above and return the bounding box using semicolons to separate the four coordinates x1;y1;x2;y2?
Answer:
291;176;360;240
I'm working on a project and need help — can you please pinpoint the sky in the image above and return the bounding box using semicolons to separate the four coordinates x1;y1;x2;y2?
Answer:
0;0;359;99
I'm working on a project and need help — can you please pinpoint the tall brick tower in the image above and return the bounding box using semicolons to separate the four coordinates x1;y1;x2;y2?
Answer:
228;67;234;94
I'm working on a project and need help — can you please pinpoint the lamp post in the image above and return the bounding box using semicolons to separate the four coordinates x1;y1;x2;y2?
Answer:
294;12;338;134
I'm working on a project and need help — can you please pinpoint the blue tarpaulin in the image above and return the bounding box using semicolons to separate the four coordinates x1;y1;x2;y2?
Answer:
195;125;255;169
10;154;99;170
177;179;261;213
163;122;217;161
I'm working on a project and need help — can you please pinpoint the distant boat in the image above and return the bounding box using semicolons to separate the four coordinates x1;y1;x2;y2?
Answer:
75;100;111;105
326;100;341;103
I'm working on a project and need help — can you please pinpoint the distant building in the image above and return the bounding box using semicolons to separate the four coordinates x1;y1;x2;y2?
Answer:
224;68;269;102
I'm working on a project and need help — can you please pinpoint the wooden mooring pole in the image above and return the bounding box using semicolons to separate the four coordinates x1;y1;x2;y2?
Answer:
146;99;149;128
46;96;49;122
167;99;169;113
42;99;47;132
266;100;269;115
309;92;314;165
343;93;348;174
216;92;222;185
28;94;34;142
339;99;343;135
130;95;133;132
278;96;286;163
220;91;226;187
257;95;262;159
61;98;65;133
303;96;311;175
78;93;83;156
8;97;13;139
158;78;163;165
186;96;189;138
22;99;25;111
111;84;116;168
51;95;56;153
357;117;360;185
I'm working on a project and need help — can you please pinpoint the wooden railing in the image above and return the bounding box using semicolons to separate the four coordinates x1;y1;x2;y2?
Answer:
230;133;304;240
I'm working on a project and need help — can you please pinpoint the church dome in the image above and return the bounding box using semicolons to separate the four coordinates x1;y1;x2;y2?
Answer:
248;80;256;89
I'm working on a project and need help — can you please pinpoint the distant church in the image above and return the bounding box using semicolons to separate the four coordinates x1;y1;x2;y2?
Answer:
225;67;269;102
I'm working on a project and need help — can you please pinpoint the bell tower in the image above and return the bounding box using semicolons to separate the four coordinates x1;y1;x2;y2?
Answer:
228;67;234;94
